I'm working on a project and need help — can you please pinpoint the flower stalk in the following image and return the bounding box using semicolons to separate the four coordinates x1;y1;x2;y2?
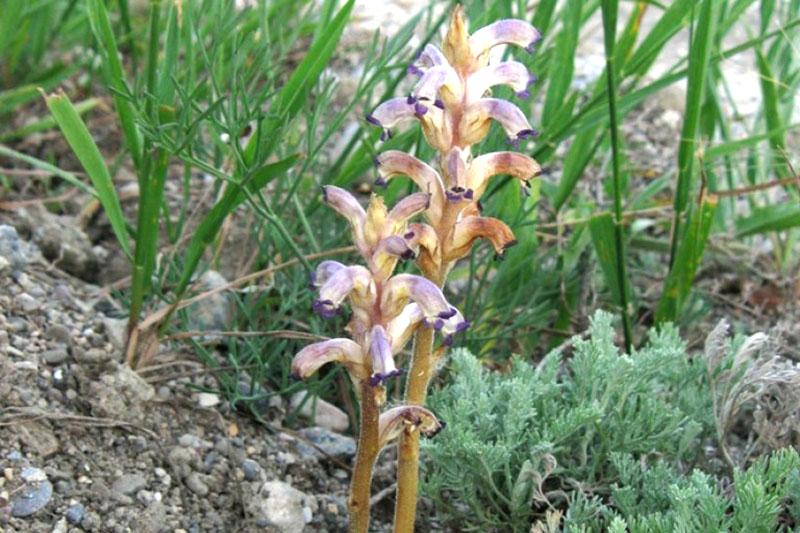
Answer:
366;7;542;531
291;6;540;531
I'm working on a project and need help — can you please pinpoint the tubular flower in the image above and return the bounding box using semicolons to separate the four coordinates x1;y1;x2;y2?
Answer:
367;7;541;271
363;9;543;529
290;7;540;530
378;405;445;448
293;184;467;391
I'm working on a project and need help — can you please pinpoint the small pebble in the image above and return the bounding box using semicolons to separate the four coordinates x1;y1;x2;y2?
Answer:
241;459;260;481
17;293;39;312
65;503;85;525
11;480;52;517
111;473;147;495
185;473;209;496
41;346;69;365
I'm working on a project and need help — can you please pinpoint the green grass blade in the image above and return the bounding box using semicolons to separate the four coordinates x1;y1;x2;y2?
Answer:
0;143;95;197
44;90;131;257
703;123;800;159
243;0;355;163
668;0;719;266
623;0;692;77
129;149;169;328
656;193;717;323
756;50;792;179
86;0;142;170
600;0;633;351
736;204;800;237
589;212;632;325
541;0;581;128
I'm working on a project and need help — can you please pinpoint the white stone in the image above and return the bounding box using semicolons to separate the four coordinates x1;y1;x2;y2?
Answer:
289;392;349;433
197;392;221;408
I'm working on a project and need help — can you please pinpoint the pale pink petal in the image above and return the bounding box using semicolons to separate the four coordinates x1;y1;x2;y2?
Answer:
467;60;535;101
469;19;542;58
467;151;541;199
376;151;445;220
322;186;367;249
314;265;374;319
371;236;415;280
386;303;425;353
460;98;536;146
447;216;517;262
444;148;471;202
368;325;402;385
310;260;346;290
387;192;431;231
380;273;453;320
291;338;365;380
412;65;462;105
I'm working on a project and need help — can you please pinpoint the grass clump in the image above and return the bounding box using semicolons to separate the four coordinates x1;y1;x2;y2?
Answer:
423;311;800;531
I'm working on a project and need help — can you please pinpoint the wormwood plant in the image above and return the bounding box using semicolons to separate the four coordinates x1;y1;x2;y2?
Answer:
289;6;542;531
423;312;800;531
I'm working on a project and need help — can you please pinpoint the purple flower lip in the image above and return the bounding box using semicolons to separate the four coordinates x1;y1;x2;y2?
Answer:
445;186;474;202
373;156;382;167
456;320;471;333
433;318;444;331
517;128;538;140
368;368;405;387
400;249;416;261
437;307;458;320
308;271;317;290
375;177;388;188
442;334;454;346
404;230;415;240
380;129;392;142
407;95;417;104
407;64;423;77
312;299;339;319
516;89;531;100
366;114;381;127
414;103;428;117
525;33;543;54
434;99;444;109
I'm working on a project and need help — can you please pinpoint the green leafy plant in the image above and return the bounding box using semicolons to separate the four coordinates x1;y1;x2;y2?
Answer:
423;311;800;531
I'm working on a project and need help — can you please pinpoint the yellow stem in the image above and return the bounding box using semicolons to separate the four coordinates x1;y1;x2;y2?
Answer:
349;381;381;533
393;326;435;532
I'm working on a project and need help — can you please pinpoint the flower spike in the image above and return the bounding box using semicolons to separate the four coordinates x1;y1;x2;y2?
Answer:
296;8;541;529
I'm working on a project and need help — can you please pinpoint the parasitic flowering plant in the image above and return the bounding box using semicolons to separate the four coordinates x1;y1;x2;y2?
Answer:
290;6;540;532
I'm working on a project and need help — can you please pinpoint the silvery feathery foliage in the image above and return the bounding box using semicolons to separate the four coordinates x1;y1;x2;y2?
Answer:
422;312;800;531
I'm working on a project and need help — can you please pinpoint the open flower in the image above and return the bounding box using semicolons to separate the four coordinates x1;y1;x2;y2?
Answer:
291;338;367;382
322;185;429;281
378;405;444;448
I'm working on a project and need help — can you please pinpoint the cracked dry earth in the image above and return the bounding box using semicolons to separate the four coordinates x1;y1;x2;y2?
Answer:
0;214;409;532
